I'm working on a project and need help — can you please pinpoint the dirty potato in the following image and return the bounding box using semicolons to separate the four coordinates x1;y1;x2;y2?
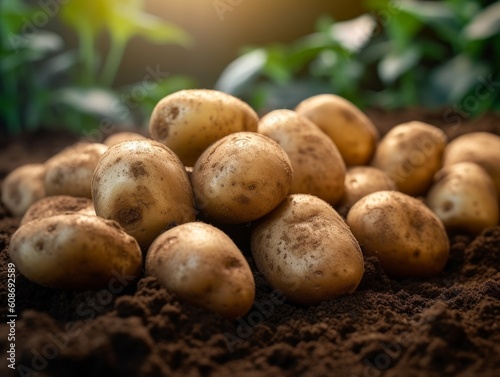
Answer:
258;109;346;205
295;94;379;166
9;213;142;289
146;222;255;319
21;196;95;225
103;131;147;147
191;132;293;224
92;140;196;248
347;191;450;278
149;89;259;166
251;194;364;305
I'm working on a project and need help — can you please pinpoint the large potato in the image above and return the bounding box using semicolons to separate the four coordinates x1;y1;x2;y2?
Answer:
191;132;293;224
146;222;255;319
295;94;379;166
1;164;46;216
44;142;108;198
21;195;95;225
251;194;364;305
426;162;499;235
258;109;346;205
149;89;259;166
347;191;449;278
92;140;196;248
103;131;147;147
9;214;142;289
443;132;500;202
371;121;447;197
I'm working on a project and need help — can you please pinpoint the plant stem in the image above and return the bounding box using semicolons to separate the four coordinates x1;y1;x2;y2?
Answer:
100;37;126;88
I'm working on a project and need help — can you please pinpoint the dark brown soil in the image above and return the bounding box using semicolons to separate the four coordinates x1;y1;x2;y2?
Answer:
1;109;500;377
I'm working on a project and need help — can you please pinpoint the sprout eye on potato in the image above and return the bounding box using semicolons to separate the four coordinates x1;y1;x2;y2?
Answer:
251;194;364;305
347;191;450;278
258;109;346;205
92;139;196;249
21;195;95;226
191;132;293;224
146;222;255;319
149;89;259;166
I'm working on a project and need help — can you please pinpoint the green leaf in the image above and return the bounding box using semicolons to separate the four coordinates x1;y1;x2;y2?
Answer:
378;45;421;84
463;1;500;40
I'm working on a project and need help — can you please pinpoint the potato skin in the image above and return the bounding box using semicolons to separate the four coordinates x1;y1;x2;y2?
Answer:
347;191;449;278
146;222;255;319
371;121;447;197
258;109;346;205
103;132;147;147
149;89;259;166
21;196;95;225
191;132;293;224
251;194;364;305
426;162;499;234
9;214;142;289
295;94;379;166
92;140;196;249
1;164;46;216
443;132;500;202
44;143;108;198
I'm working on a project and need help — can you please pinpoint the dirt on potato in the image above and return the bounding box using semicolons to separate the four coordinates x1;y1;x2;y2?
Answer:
1;110;500;377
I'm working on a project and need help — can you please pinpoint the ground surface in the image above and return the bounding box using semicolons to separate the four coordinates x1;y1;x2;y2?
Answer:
0;109;499;377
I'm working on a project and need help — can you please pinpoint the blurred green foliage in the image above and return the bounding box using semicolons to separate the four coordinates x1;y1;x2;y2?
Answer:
0;0;197;135
216;0;500;116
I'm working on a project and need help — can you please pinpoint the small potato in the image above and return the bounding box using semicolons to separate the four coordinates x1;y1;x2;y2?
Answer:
103;131;147;147
1;164;46;216
191;132;293;224
443;132;500;202
149;89;259;166
251;194;364;305
426;162;499;235
44;142;108;198
146;222;255;319
295;94;379;166
258;109;346;205
347;191;450;278
9;213;142;289
336;166;396;217
371;121;447;197
21;196;95;225
92;140;196;248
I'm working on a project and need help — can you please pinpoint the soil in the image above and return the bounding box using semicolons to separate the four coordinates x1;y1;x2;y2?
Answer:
1;109;499;377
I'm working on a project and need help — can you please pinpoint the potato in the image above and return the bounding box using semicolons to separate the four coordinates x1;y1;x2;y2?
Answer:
443;132;500;202
426;162;499;235
92;139;196;248
258;109;346;205
251;194;364;305
21;196;95;225
336;166;396;217
103;131;147;147
191;132;293;224
346;191;449;278
1;164;46;216
149;89;259;166
9;213;142;289
146;222;255;319
295;94;379;166
44;142;108;198
371;121;447;197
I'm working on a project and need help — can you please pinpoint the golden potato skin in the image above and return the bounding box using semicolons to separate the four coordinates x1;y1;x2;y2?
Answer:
1;164;46;216
443;132;500;202
21;196;95;225
426;162;499;235
9;214;142;289
347;191;449;278
336;166;396;217
149;89;259;166
44;142;108;198
191;132;293;224
146;222;255;319
103;131;147;147
251;194;364;305
371;121;447;197
258;109;346;205
295;94;379;166
92;140;196;249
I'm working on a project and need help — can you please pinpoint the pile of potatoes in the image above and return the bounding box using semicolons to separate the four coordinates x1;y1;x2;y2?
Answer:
3;89;500;319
